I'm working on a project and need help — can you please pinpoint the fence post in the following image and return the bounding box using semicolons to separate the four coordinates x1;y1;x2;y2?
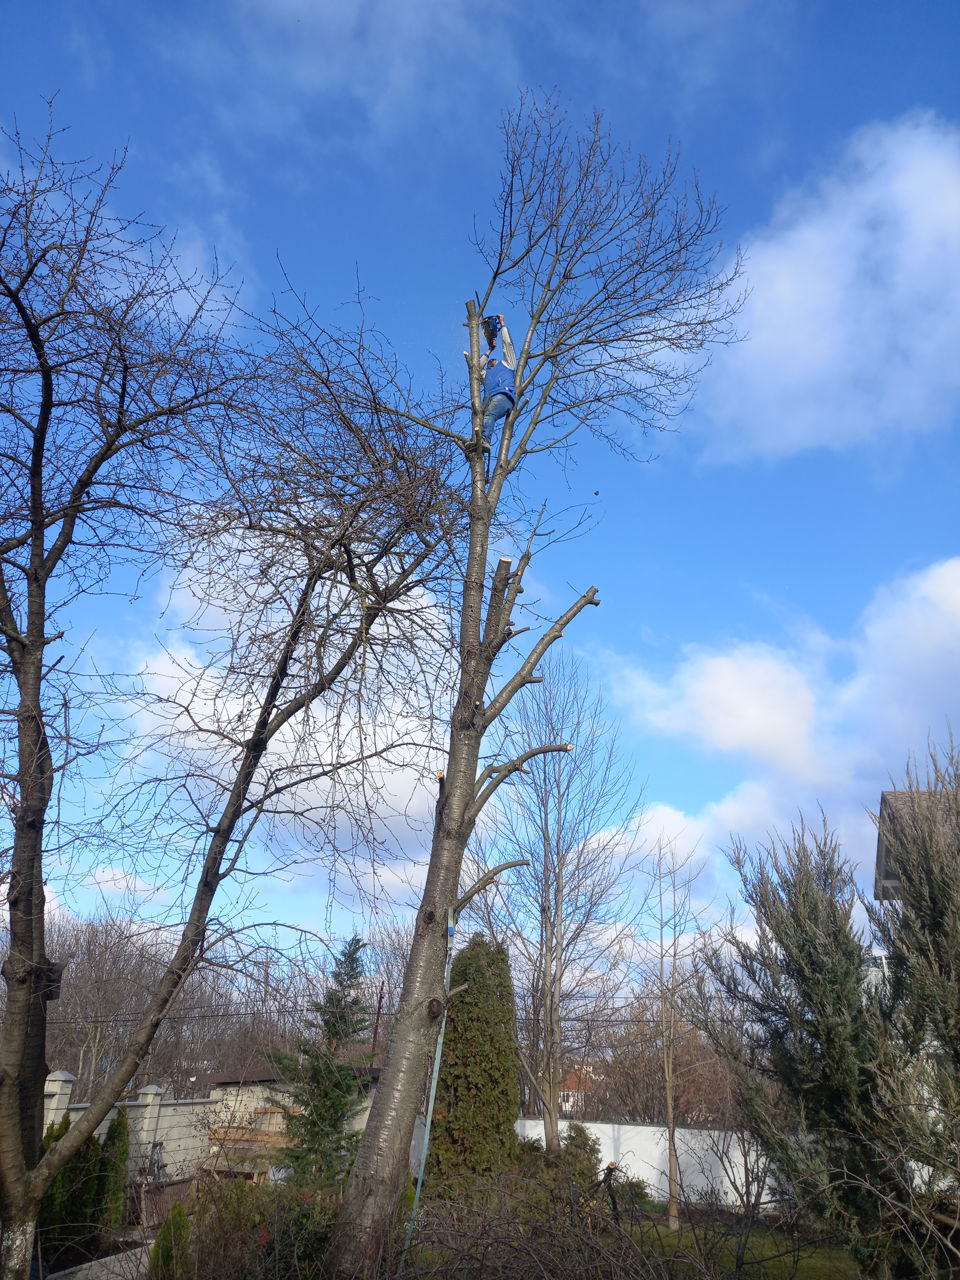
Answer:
43;1071;76;1132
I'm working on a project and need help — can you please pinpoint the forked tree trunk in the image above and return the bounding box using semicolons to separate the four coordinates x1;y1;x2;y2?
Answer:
329;301;597;1274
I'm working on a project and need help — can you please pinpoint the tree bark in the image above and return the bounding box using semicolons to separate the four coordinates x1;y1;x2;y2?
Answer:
0;1214;36;1280
666;1074;679;1233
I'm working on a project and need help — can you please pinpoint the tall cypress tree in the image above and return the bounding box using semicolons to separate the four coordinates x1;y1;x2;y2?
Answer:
867;768;960;1273
427;934;520;1186
98;1107;130;1241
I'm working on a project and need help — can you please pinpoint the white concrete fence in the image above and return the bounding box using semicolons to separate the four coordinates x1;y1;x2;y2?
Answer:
43;1071;282;1185
45;1072;769;1211
515;1119;771;1209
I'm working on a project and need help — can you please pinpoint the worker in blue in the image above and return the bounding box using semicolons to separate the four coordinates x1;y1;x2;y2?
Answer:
477;313;517;451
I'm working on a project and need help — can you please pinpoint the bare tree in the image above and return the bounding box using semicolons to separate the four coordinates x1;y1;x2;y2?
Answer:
591;989;733;1130
332;97;741;1273
365;919;416;1053
25;914;317;1099
644;839;706;1231
0;116;239;1278
0;115;458;1280
463;652;645;1152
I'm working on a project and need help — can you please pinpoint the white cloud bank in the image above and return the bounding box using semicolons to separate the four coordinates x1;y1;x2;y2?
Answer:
701;113;960;460
608;557;960;875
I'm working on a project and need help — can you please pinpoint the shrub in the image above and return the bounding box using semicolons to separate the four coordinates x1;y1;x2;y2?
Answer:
36;1114;107;1264
37;1114;71;1258
98;1107;130;1241
148;1201;191;1280
558;1122;602;1183
188;1178;335;1280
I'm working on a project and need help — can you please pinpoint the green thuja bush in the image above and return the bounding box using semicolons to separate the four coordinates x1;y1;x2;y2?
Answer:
148;1201;191;1280
37;1113;109;1263
67;1130;106;1253
98;1106;130;1241
37;1114;71;1259
427;934;520;1188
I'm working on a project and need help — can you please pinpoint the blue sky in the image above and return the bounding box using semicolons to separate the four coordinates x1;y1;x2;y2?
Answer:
5;1;960;927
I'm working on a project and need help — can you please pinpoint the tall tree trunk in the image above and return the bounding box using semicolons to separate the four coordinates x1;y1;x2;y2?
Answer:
541;841;561;1155
331;300;597;1274
663;968;679;1232
666;1078;679;1232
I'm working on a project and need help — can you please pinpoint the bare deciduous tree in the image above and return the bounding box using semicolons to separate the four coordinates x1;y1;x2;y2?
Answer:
20;914;317;1099
646;840;705;1231
0;118;240;1278
591;989;733;1130
332;97;741;1273
463;653;645;1152
0;116;459;1280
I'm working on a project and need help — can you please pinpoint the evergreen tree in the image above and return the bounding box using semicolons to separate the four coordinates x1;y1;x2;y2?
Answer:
272;936;371;1189
67;1131;106;1256
427;934;520;1186
317;935;370;1051
36;1112;105;1262
98;1108;130;1241
699;815;960;1276
699;827;892;1260
37;1115;71;1258
867;760;960;1274
148;1201;191;1280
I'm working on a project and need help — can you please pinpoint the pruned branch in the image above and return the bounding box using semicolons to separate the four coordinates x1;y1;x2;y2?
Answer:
455;860;531;920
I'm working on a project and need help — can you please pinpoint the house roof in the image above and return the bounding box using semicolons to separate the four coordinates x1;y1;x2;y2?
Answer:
875;788;955;901
196;1058;382;1089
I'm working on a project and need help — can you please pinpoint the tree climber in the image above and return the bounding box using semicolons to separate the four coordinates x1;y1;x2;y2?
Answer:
468;314;517;454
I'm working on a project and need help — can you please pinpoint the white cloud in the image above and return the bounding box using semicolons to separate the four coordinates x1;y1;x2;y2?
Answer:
642;0;787;103
700;113;960;460
631;645;819;779
607;557;960;879
155;0;518;148
88;866;169;903
641;780;776;860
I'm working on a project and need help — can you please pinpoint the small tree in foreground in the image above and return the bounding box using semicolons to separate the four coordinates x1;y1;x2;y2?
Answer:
97;1108;130;1243
273;936;371;1189
36;1111;123;1266
148;1201;191;1280
427;934;520;1187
